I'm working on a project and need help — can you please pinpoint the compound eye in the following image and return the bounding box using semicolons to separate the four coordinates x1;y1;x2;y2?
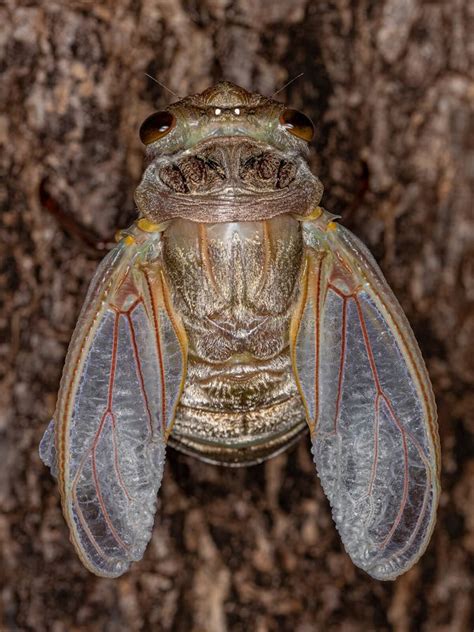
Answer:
279;108;314;142
139;111;176;145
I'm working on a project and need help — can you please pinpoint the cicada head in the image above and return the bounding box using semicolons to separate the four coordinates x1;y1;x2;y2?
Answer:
135;81;323;223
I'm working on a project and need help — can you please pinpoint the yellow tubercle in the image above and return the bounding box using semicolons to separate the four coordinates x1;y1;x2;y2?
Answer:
123;235;136;246
327;221;337;231
307;206;324;221
137;218;162;233
294;207;323;222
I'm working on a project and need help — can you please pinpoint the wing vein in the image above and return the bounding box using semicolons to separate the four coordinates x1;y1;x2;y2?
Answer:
368;393;380;497
126;301;155;438
354;295;409;550
143;270;167;434
311;256;324;432
333;291;347;435
72;311;130;555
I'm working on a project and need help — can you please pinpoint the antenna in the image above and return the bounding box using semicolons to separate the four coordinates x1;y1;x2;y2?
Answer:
272;72;304;98
144;74;181;99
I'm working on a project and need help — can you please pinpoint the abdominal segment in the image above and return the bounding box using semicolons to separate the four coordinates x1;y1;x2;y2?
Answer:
161;214;307;463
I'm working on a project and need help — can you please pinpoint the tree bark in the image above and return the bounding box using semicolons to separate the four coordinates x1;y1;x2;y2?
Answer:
1;1;473;630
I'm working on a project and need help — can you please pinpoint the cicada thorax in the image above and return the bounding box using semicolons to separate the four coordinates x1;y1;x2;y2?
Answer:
160;213;308;464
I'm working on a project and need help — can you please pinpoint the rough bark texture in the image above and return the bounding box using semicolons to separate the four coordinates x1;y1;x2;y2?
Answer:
1;1;473;630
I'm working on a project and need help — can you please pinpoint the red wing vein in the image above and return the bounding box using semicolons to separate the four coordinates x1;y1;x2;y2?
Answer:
311;258;324;433
144;271;167;433
90;415;130;552
109;410;133;503
125;302;154;438
378;388;432;551
71;311;131;557
71;480;118;565
316;285;348;438
368;393;381;497
333;291;347;435
353;295;413;550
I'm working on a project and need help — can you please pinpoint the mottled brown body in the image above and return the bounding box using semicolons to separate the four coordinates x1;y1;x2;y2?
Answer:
134;82;322;464
44;82;319;465
162;216;307;464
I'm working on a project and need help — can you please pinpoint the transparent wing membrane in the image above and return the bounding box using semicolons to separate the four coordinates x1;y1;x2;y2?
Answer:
291;218;440;580
40;228;187;577
39;419;57;478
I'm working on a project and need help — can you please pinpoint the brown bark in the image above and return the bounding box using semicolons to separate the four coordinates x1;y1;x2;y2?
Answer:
1;1;473;630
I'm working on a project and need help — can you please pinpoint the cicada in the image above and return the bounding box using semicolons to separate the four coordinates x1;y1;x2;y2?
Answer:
40;82;440;579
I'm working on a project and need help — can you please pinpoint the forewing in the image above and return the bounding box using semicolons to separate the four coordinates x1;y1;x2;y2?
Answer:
40;232;187;577
290;220;440;580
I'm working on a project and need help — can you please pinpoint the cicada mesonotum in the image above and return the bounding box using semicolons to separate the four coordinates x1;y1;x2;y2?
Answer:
40;82;440;579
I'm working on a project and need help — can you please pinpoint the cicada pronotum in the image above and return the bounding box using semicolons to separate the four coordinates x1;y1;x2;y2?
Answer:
40;82;440;579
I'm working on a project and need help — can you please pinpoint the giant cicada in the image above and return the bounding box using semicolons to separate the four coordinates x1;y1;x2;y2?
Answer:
40;82;440;579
